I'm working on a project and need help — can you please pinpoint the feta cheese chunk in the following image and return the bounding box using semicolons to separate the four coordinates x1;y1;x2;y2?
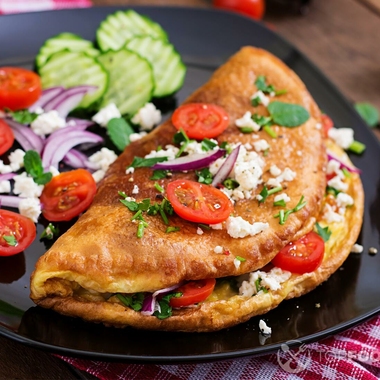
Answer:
18;197;41;222
274;193;291;203
0;160;12;174
233;258;241;269
323;203;344;223
0;180;11;193
251;90;270;107
226;216;268;239
351;244;363;253
88;148;117;172
235;111;261;132
8;149;25;171
132;184;139;194
259;320;272;335
328;127;354;149
31;110;66;136
131;102;161;131
327;176;348;192
145;145;179;161
253;139;270;152
13;173;43;198
129;131;147;142
92;169;105;183
92;103;121;127
214;246;223;254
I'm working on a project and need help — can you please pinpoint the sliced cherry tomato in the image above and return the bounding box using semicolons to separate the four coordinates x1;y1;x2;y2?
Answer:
0;119;15;156
321;114;334;137
213;0;265;20
166;179;233;224
172;103;229;140
40;169;97;222
0;209;36;256
0;67;41;111
271;231;325;274
170;278;216;308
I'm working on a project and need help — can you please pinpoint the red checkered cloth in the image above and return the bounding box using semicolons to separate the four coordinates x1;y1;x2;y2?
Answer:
59;313;380;380
0;0;91;14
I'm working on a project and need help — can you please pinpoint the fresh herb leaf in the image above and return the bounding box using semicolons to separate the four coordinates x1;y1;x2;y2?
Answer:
315;222;332;242
274;195;306;224
223;178;239;190
166;226;180;233
147;203;160;216
354;102;379;127
273;199;286;207
198;223;211;230
151;170;168;180
348;140;366;155
154;292;182;319
23;150;52;185
201;138;218;151
116;293;144;311
255;278;268;293
107;117;135;152
251;96;262;107
138;198;151;212
254;75;285;95
235;256;246;262
326;186;340;196
259;186;282;203
263;125;277;138
154;182;164;193
240;127;254;134
173;129;189;145
3;235;17;246
268;101;309;127
10;109;38;124
196;168;213;184
252;114;273;127
219;141;232;154
40;223;60;240
128;156;168;169
120;199;139;211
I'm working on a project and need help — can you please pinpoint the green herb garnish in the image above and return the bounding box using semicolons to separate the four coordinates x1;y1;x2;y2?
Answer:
116;293;144;311
255;75;286;95
151;170;169;180
273;199;286;207
267;101;310;127
3;235;17;246
23;150;52;185
201;138;218;151
255;278;268;293
166;226;180;233
198;223;211;230
223;178;239;190
240;127;254;134
219;141;232;154
196;168;213;184
251;96;262;107
128;156;168;169
252;114;273;127
263;125;277;138
40;223;60;240
107;117;134;151
235;256;246;262
354;102;379;127
274;195;307;225
348;140;366;155
154;292;182;319
258;186;282;203
10;109;38;124
154;182;164;193
315;222;332;242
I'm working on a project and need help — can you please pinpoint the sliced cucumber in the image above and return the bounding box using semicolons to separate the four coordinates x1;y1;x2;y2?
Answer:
39;51;108;109
36;32;97;69
96;9;168;52
126;36;186;98
97;49;154;115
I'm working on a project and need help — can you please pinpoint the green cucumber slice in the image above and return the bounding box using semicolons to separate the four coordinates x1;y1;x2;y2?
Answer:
39;50;108;109
96;9;168;52
97;49;154;115
126;36;186;98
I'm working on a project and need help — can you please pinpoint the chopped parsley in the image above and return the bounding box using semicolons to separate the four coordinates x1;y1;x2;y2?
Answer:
201;138;218;151
196;167;213;184
3;235;17;246
151;169;169;180
9;109;38;124
258;186;282;203
116;293;144;311
235;256;246;262
255;278;268;293
154;292;182;319
40;223;60;240
128;156;168;169
274;195;307;225
254;75;286;96
154;182;164;193
166;226;180;233
315;222;332;242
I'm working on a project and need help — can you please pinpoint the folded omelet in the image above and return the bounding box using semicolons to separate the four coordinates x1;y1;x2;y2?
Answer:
30;47;363;332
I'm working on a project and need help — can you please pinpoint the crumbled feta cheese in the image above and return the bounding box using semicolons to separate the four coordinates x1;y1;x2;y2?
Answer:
131;102;161;131
251;90;270;107
235;111;261;132
196;227;204;235
210;223;223;230
267;167;296;188
256;194;263;201
8;149;25;171
233;258;241;269
253;139;270;152
132;184;139;194
31;110;66;136
269;165;281;177
34;107;44;115
336;192;354;213
129;131;148;142
239;267;291;297
327;176;348;192
274;193;291;203
183;139;218;155
214;246;223;254
0;160;13;174
92;169;105;183
126;167;135;174
13;173;43;198
88;148;117;172
0;180;11;193
351;244;363;253
92;103;121;127
49;165;60;177
328;128;354;149
259;320;272;335
323;203;344;223
315;123;322;130
226;216;268;239
18;197;41;222
326;159;344;178
145;145;179;161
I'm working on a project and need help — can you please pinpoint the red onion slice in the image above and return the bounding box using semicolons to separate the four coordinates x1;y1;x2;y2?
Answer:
43;86;97;118
62;149;88;169
141;282;184;316
6;119;44;154
327;151;361;174
0;173;16;181
0;195;24;209
29;86;64;113
211;145;240;187
42;129;103;169
152;149;225;171
66;117;95;128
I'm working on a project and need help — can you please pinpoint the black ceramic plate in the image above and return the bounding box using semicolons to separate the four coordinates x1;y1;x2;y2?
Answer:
0;6;379;363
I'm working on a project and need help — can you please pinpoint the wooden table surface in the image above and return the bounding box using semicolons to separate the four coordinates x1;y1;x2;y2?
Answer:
1;0;379;379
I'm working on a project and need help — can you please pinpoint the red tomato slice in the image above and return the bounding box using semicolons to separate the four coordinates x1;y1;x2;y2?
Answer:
271;231;325;274
166;179;233;224
0;120;15;156
0;209;36;256
172;103;229;139
321;114;334;137
170;278;216;308
40;169;97;222
0;67;41;111
213;0;265;20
